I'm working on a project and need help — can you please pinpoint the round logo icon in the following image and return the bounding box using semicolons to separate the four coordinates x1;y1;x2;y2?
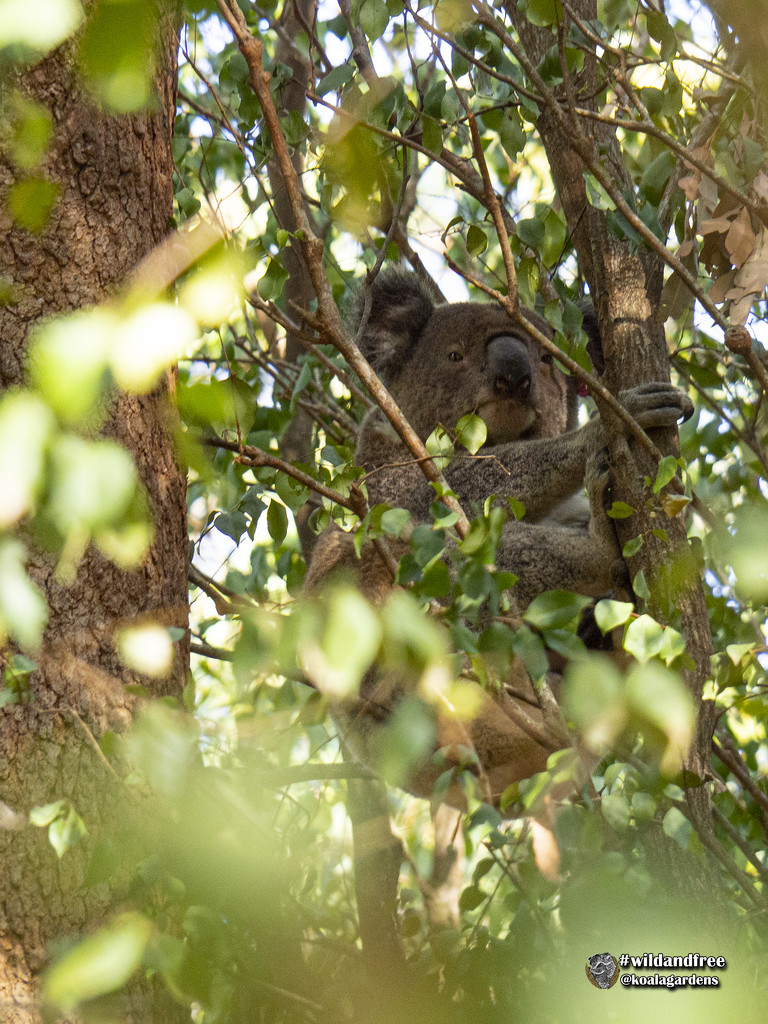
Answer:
586;953;620;989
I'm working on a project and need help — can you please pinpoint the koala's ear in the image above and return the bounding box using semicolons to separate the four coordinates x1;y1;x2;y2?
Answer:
354;269;434;381
578;300;605;376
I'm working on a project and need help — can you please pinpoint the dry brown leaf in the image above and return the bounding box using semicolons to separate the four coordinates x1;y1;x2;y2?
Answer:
700;214;734;235
679;174;700;201
661;494;692;518
708;268;736;304
753;170;768;202
725;207;756;269
728;226;768;325
699;174;718;214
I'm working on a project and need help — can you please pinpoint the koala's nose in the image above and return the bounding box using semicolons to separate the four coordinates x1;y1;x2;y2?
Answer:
487;334;532;401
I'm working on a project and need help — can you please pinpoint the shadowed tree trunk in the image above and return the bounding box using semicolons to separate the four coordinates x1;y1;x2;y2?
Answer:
0;9;187;1022
505;0;715;846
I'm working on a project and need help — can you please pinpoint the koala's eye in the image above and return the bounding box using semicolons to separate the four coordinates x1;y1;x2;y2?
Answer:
541;351;554;366
448;350;464;363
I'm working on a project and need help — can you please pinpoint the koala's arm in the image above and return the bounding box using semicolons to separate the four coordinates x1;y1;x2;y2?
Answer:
446;382;694;520
447;425;597;519
498;522;615;607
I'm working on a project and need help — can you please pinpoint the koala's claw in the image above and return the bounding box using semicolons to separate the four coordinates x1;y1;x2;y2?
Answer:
618;382;694;429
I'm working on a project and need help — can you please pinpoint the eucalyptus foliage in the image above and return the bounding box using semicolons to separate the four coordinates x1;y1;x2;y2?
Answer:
3;0;768;1021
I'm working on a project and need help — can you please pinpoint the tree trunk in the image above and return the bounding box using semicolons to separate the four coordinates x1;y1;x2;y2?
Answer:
506;0;715;836
0;12;187;1023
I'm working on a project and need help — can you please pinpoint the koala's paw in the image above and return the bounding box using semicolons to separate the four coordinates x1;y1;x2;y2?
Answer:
585;450;620;558
618;382;694;430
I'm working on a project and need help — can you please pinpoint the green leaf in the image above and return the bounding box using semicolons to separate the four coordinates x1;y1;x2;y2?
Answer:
562;657;626;739
633;569;650;602
6;93;53;168
525;0;563;27
540;208;567;267
275;472;310;513
726;642;756;665
175;186;201;217
594;599;634;633
506;497;526;521
30;800;66;827
421;115;443;155
524;590;591;630
214;510;249;543
455;413;487;454
466;224;488;257
316;63;355;97
435;0;474;32
646;9;676;61
43;913;153;1010
606;501;634;519
662;806;692;849
258;257;290;302
359;0;389;41
639;151;676;207
652;455;678;494
0;392;54;528
632;792;657;820
266;500;288;544
458;885;487;912
516;216;545;251
622;535;644;558
658;625;685;666
0;0;83;51
601;793;631;830
509;627;549;680
623;614;663;664
425;425;454;471
302;587;382;697
80;0;157;111
626;662;694;765
50;437;139;532
9;177;59;231
499;108;526;160
48;806;87;858
381;508;411;536
0;539;48;648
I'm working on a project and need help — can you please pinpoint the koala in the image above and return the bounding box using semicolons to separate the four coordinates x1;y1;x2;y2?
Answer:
306;269;693;806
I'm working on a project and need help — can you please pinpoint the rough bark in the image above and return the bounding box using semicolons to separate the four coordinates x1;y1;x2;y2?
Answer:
0;10;187;1023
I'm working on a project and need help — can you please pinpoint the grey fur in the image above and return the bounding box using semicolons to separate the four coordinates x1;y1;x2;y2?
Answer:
305;270;693;805
312;269;692;608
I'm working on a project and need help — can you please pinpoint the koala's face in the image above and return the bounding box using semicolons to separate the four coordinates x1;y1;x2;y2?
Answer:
399;302;570;445
358;271;573;447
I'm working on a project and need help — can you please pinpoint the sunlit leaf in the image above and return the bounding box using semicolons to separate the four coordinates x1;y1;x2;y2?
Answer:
594;599;634;633
0;392;54;527
0;540;48;648
49;436;139;532
43;913;153;1010
111;303;198;392
8;177;59;231
301;587;381;696
455;413;487;454
117;624;175;678
79;0;157;112
29;310;113;423
0;0;83;50
524;590;591;630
